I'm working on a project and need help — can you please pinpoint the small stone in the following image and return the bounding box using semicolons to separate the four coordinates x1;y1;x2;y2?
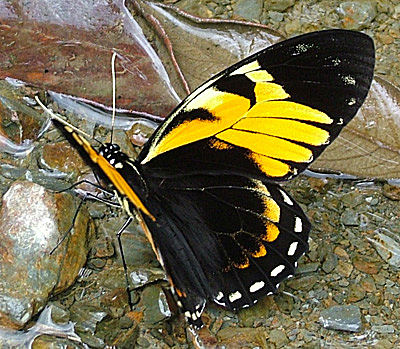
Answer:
268;10;284;22
322;253;338;273
341;209;359;226
319;305;362;332
337;1;377;30
383;184;400;200
367;230;400;268
269;329;289;348
347;283;366;302
372;325;395;334
286;275;318;291
335;260;353;278
360;275;376;293
353;255;380;274
232;0;263;20
265;0;295;12
296;262;320;274
334;246;349;259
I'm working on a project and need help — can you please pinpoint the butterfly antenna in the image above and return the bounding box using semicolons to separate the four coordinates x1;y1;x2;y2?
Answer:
35;96;102;146
110;51;117;144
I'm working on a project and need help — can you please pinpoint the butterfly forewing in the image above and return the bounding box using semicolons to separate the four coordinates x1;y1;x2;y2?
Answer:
138;30;375;181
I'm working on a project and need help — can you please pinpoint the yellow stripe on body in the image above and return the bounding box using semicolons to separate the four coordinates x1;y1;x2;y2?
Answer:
234;117;330;146
70;132;155;221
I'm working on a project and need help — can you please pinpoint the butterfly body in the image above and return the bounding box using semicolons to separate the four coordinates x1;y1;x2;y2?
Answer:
52;29;375;328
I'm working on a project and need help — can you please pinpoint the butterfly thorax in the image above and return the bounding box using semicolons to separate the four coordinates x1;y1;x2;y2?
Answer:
98;143;150;216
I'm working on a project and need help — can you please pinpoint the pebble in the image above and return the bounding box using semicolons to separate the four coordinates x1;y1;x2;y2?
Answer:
372;325;395;334
341;209;359;226
319;305;362;332
337;1;377;30
322;253;338;273
0;181;90;328
335;260;353;278
264;0;295;12
232;0;263;20
269;328;289;348
353;255;380;274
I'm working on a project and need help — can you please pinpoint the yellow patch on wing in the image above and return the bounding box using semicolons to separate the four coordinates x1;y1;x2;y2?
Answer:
254;82;290;103
245;70;274;82
246;100;332;124
262;196;280;223
70;132;155;221
147;89;250;159
231;60;261;75
234;117;330;146
251;153;292;177
252;244;267;258
216;129;313;162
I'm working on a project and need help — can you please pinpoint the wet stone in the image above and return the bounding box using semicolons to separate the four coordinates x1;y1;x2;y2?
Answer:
269;328;289;348
286;275;318;291
347;283;366;302
341;208;359;226
232;0;263;20
338;262;353;279
353;255;380;274
0;181;90;328
265;0;295;11
41;141;88;177
319;305;362;332
337;1;377;30
136;285;171;325
296;262;320;274
322;253;338;273
372;324;395;334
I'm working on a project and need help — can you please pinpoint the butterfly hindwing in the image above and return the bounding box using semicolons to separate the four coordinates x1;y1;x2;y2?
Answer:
141;174;310;326
138;30;375;181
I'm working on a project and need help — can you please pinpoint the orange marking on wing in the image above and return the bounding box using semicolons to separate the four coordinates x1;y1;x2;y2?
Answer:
71;133;155;221
252;244;267;258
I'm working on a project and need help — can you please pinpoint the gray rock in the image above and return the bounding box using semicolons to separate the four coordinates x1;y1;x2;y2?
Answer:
372;325;395;334
0;181;91;328
319;305;362;332
337;1;377;30
265;0;295;12
341;208;359;226
232;0;263;21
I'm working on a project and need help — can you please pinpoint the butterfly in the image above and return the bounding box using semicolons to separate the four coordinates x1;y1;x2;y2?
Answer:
49;29;375;328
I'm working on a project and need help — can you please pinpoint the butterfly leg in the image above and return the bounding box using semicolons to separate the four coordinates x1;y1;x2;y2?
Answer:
115;216;135;310
50;199;85;255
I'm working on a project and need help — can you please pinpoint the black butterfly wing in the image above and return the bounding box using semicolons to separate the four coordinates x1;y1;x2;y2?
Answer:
138;29;375;181
141;174;310;327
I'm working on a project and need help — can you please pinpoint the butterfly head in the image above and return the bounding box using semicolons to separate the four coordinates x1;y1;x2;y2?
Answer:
99;143;128;166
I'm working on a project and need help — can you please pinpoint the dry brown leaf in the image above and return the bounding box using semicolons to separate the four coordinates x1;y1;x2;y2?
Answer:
313;76;400;179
